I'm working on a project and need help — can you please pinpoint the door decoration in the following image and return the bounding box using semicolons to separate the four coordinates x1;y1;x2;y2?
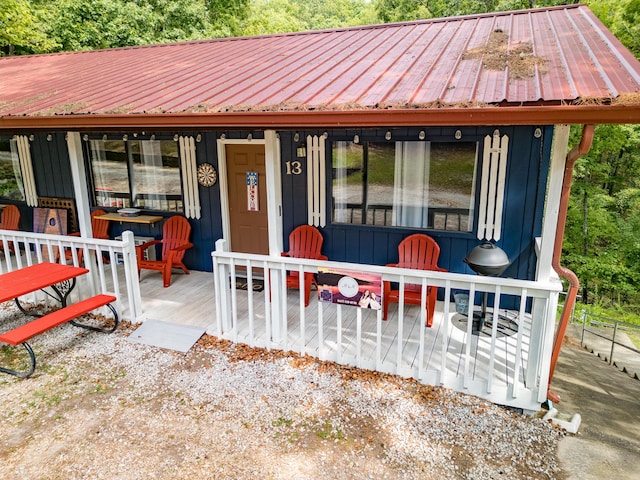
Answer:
477;130;509;242
179;136;201;219
197;163;217;187
307;134;326;227
317;267;383;310
246;171;259;211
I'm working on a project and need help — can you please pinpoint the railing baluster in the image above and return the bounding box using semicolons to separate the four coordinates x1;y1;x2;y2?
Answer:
397;277;405;372
247;259;255;347
318;299;325;360
298;263;306;354
418;278;427;380
487;285;501;394
356;307;362;366
263;261;271;350
511;288;527;399
337;304;343;364
463;284;477;390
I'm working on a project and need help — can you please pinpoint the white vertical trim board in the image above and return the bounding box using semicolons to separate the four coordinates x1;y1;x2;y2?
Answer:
179;136;201;219
15;135;38;207
307;135;315;225
477;131;509;242
66;132;92;237
188;136;201;219
264;131;283;255
306;135;326;227
477;137;491;240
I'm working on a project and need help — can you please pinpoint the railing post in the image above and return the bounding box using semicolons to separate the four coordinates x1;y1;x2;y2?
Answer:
121;231;143;321
213;239;231;335
580;310;587;345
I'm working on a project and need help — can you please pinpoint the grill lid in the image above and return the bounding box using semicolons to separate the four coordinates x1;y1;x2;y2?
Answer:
464;241;510;276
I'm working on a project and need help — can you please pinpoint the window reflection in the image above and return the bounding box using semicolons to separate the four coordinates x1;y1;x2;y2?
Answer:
332;141;477;231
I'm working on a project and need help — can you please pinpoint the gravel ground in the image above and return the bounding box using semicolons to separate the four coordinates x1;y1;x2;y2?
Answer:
0;303;567;479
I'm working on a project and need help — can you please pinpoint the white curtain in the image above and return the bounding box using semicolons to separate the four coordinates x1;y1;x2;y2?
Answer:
138;140;164;205
332;141;349;223
8;139;26;202
392;141;430;228
89;140;110;206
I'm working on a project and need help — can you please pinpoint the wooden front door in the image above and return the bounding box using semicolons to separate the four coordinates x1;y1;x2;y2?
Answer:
225;144;269;255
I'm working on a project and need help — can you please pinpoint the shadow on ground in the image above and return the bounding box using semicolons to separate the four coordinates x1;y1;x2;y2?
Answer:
551;330;640;480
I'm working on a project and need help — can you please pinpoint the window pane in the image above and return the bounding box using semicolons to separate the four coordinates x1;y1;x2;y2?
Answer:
428;142;477;231
331;141;477;231
332;141;363;224
366;143;395;225
90;140;130;208
129;140;182;212
0;138;25;201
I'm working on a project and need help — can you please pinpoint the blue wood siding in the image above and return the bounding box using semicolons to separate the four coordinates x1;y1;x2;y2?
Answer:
280;126;554;283
3;125;553;282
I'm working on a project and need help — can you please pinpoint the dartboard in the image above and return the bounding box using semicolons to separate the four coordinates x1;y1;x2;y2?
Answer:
197;163;217;187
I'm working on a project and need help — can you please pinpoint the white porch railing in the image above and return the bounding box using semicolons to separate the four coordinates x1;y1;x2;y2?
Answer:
212;239;562;411
0;229;142;321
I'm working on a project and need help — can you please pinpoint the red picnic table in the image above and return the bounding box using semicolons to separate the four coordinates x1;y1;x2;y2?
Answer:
0;262;89;310
0;262;118;378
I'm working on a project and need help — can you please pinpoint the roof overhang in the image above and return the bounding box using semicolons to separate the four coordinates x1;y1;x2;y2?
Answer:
2;104;639;131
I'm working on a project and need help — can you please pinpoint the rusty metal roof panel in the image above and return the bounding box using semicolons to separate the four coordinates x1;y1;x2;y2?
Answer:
1;4;639;121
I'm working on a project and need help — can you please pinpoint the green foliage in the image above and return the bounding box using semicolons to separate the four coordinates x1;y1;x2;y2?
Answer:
242;0;375;35
0;0;56;54
372;0;575;23
1;0;251;54
564;124;640;310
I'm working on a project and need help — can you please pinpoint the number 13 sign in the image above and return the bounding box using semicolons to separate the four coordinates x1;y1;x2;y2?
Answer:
246;171;259;211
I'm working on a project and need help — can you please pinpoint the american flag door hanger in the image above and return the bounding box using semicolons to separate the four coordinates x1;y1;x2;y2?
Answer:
246;171;259;211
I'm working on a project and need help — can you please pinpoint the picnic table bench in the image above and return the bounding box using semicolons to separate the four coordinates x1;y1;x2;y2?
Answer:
0;263;119;378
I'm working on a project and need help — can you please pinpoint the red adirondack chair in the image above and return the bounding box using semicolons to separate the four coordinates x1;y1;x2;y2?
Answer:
60;209;111;265
0;205;20;252
281;225;327;306
136;215;193;287
383;234;446;327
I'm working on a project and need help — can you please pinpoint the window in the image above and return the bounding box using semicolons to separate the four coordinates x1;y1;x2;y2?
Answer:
89;139;183;212
332;141;478;231
0;137;25;201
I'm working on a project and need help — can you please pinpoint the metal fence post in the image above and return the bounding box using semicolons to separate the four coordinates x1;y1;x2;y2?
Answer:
580;309;587;345
610;321;619;365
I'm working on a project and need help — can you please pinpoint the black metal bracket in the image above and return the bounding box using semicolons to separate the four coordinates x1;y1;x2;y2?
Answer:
70;302;119;334
14;278;78;317
0;342;36;378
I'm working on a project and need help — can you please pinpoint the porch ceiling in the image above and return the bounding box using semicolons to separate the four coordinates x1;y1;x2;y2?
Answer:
1;4;640;130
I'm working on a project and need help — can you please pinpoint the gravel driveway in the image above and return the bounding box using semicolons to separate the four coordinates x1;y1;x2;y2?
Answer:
0;304;566;479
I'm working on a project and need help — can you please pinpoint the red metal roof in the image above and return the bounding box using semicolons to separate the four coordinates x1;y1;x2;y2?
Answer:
1;4;640;129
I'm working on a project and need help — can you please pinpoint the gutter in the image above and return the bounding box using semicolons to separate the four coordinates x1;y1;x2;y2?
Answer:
547;124;595;403
1;105;640;131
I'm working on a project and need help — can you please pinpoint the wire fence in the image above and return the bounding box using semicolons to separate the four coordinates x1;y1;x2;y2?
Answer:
558;292;640;377
574;310;640;366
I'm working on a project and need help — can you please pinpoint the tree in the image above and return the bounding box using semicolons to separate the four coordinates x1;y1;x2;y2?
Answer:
372;0;576;23
0;0;55;55
564;124;640;306
242;0;375;36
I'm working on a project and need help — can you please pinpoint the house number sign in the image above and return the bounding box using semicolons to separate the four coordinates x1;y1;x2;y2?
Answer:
246;171;259;211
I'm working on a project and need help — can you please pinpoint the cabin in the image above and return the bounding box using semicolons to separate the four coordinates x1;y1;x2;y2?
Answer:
1;4;640;411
